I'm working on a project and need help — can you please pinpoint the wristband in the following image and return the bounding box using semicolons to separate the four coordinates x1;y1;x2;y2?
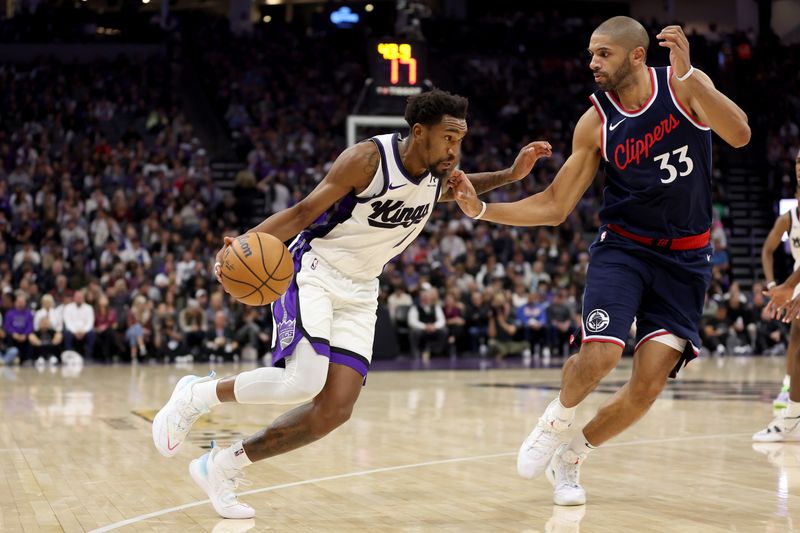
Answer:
676;66;695;81
473;201;488;220
767;281;777;290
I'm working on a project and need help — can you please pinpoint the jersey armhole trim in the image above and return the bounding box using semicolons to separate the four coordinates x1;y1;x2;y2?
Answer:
666;67;711;131
356;138;391;203
589;94;608;161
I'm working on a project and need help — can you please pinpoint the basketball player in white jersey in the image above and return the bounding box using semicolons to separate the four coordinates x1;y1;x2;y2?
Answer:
151;89;552;518
755;150;800;442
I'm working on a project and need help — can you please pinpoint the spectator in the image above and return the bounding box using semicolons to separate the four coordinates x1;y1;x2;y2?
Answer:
63;289;96;360
179;299;206;358
94;295;121;362
205;310;239;362
4;292;33;363
547;289;574;356
517;291;549;357
235;307;271;360
34;294;63;333
126;295;152;361
0;310;20;365
465;290;491;355
443;292;466;357
487;292;529;361
407;288;447;361
29;314;63;366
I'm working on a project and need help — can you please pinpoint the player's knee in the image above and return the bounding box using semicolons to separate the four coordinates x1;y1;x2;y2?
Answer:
629;378;666;404
578;342;621;381
311;400;354;435
285;369;327;403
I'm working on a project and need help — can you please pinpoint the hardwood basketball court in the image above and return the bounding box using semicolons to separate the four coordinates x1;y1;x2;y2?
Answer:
1;356;797;532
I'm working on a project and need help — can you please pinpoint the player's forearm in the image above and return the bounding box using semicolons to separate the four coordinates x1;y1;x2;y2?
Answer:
681;76;750;147
762;248;775;284
480;190;565;227
440;168;513;202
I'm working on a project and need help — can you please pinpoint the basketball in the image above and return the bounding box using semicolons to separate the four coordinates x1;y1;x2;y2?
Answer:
220;232;294;306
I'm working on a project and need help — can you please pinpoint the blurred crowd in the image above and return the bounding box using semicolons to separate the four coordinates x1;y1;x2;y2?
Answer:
0;11;797;366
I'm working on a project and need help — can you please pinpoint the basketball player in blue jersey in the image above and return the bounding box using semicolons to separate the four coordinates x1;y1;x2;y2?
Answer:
451;16;750;506
150;89;552;518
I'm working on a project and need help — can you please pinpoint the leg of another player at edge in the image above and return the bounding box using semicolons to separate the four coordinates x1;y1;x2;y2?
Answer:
788;320;800;405
581;341;680;447
785;321;800;418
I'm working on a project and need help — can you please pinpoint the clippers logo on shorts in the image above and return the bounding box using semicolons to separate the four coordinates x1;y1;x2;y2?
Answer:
367;199;430;229
236;235;253;257
586;309;610;333
277;318;296;349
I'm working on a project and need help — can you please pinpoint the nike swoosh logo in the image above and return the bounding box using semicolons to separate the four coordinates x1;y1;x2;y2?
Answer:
609;118;626;131
167;433;179;451
388;183;406;190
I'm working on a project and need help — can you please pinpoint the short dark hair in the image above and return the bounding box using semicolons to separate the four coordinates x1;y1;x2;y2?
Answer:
404;88;468;128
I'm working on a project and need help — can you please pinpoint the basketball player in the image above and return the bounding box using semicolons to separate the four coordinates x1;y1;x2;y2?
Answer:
756;148;800;442
450;16;750;505
758;180;800;416
151;89;553;518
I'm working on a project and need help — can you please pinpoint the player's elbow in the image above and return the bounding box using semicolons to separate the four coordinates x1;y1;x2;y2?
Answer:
549;206;569;226
728;123;751;148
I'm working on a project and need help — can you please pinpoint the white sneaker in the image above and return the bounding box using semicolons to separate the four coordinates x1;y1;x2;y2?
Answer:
753;411;800;442
546;444;587;506
152;372;216;457
48;356;58;366
190;447;255;519
517;398;573;479
773;388;790;412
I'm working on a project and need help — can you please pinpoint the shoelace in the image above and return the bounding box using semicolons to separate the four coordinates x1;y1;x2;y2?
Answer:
175;395;205;433
218;470;253;507
558;460;581;489
525;420;561;456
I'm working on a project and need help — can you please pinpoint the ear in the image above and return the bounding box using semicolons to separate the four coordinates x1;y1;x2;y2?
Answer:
630;46;646;66
412;123;425;139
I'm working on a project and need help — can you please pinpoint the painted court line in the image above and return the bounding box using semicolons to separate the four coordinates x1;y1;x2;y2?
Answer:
89;431;752;532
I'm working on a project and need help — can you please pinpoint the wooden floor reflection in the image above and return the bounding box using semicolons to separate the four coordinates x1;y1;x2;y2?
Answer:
0;355;797;532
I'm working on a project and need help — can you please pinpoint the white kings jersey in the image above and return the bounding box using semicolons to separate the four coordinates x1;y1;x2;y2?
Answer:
290;133;442;281
789;207;800;269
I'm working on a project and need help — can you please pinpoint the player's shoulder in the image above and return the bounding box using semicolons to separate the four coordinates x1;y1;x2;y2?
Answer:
333;139;381;178
573;106;603;149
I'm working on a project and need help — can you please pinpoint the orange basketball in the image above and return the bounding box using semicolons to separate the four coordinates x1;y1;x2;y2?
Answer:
220;232;294;306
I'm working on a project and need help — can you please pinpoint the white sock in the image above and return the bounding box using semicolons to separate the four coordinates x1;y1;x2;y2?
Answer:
787;400;800;418
215;440;253;471
195;379;222;409
552;393;577;420
783;374;791;389
563;430;596;464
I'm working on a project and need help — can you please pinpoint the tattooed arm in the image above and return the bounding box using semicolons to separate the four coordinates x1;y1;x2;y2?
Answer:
439;141;552;202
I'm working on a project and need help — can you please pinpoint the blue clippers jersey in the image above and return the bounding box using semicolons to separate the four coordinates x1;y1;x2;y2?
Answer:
589;67;713;238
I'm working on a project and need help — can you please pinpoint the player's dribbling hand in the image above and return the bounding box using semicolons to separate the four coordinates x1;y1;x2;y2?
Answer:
510;141;552;181
447;170;482;218
213;236;235;287
764;283;795;322
657;25;692;79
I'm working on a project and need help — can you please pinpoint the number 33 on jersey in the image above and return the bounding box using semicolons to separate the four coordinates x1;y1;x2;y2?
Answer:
590;66;712;238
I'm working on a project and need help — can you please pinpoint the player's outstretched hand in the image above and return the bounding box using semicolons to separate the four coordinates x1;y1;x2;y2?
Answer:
213;236;235;287
510;141;552;181
764;283;795;322
657;25;692;79
447;170;482;218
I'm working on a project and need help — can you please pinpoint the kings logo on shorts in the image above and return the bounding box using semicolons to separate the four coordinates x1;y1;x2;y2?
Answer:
367;199;430;229
277;318;296;349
